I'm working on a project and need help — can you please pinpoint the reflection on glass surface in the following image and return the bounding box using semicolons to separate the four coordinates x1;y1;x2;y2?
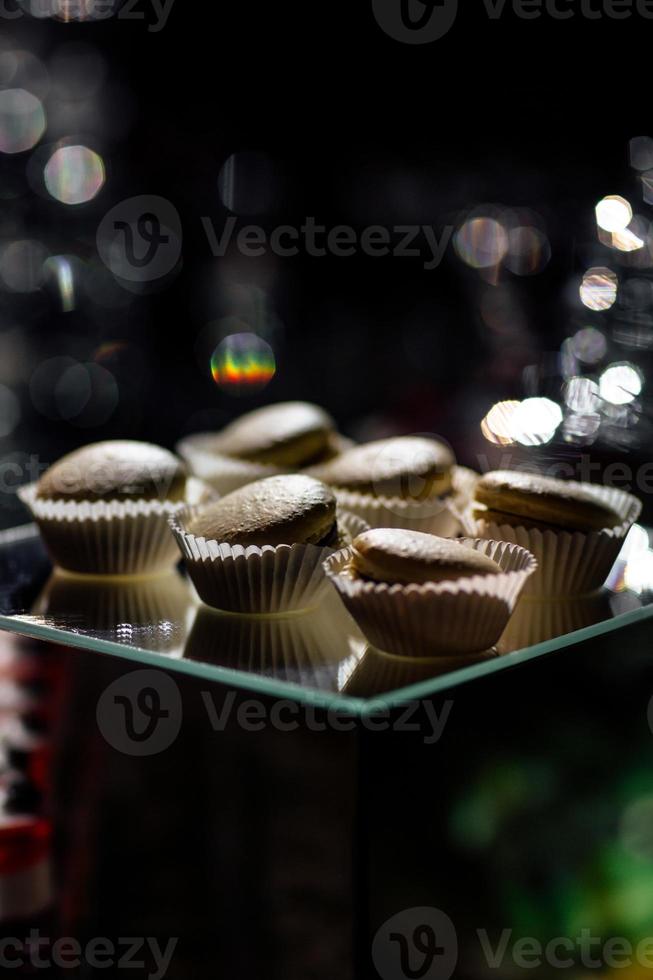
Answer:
497;591;624;654
338;647;498;698
185;592;366;689
1;525;653;705
29;569;196;656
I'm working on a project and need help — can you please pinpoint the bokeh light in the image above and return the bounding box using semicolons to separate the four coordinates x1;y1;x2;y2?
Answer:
218;151;280;215
563;376;600;413
55;361;118;426
619;277;653;310
560;337;578;379
0;327;30;384
610;227;646;252
562;412;601;445
603;402;634;425
620;523;650;562
480;400;520;446
0;89;45;154
0;50;49;98
504;226;550;276
454;217;509;270
599;362;643;405
571;326;607;365
43;144;105;204
0;240;47;292
210;333;276;395
613;320;653;351
481;398;562;446
595;195;632;233
512;397;563;446
630;136;653;172
30;356;118;424
620;526;653;595
93;341;130;362
579;267;618;311
43;255;76;311
23;0;120;21
20;0;58;18
641;170;653;205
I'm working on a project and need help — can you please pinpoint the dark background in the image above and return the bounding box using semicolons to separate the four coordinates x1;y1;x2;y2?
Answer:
1;0;652;526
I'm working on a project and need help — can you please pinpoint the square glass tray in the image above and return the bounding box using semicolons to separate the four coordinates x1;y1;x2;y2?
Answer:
0;523;651;715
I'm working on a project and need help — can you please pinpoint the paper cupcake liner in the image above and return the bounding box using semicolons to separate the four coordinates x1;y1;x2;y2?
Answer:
33;569;196;651
184;590;366;688
496;590;612;654
177;433;355;496
323;537;537;658
332;466;478;537
18;478;216;577
169;509;369;614
471;484;641;598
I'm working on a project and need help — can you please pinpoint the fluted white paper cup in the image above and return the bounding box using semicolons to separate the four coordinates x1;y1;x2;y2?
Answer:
472;485;641;597
169;509;369;614
19;478;216;577
332;466;478;537
177;433;355;496
324;537;537;658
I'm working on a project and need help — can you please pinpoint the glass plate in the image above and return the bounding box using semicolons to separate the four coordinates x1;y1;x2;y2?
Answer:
0;523;651;714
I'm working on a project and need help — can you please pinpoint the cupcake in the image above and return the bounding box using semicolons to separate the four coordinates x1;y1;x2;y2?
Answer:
471;470;641;597
19;440;214;576
169;473;368;613
309;436;474;536
177;401;352;495
324;528;537;658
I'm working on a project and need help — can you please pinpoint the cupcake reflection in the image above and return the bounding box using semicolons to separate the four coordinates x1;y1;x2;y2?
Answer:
32;570;196;654
497;590;616;654
339;646;498;698
184;591;366;690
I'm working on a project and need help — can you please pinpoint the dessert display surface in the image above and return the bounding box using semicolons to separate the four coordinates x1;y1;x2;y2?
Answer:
3;425;648;712
0;520;649;713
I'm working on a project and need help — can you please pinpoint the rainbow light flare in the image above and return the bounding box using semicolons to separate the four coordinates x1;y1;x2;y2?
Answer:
211;333;276;395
